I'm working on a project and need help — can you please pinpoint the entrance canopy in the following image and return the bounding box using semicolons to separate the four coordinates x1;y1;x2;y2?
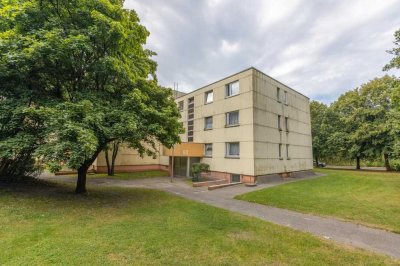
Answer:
163;142;204;157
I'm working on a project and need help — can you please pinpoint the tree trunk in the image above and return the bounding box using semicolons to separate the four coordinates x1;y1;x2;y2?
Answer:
76;164;89;194
110;142;119;176
315;156;319;167
384;153;392;171
356;156;361;170
105;147;112;176
75;146;104;194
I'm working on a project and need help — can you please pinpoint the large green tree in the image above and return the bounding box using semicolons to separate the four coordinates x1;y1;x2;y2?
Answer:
0;0;183;193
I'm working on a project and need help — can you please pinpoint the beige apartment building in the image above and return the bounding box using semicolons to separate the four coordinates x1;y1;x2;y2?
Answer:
95;67;313;184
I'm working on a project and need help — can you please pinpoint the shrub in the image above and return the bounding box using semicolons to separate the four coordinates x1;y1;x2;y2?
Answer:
191;163;210;182
390;159;400;171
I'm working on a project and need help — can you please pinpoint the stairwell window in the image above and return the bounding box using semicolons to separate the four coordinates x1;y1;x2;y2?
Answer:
226;81;239;97
205;90;213;104
226;111;239;127
279;143;282;159
204;143;213;157
226;142;240;158
204;116;213;130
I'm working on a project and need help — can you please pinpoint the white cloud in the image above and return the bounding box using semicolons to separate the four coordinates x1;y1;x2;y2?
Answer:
220;40;240;55
124;0;400;103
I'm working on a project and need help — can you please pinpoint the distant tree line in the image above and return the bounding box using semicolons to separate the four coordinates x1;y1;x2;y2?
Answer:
311;29;400;170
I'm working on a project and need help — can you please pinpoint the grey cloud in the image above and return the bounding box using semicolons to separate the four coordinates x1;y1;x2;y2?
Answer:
125;0;400;103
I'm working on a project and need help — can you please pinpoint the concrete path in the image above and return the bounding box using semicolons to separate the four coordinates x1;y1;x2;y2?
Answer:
41;173;400;259
325;165;387;171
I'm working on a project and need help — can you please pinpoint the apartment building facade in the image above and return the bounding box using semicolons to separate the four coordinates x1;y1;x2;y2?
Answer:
95;67;313;184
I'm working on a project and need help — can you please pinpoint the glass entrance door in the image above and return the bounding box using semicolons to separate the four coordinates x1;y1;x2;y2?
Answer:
173;157;187;177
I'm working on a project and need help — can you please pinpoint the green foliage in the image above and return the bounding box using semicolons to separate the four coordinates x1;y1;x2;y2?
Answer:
191;163;210;182
312;75;400;170
383;29;400;71
0;0;183;189
390;159;400;171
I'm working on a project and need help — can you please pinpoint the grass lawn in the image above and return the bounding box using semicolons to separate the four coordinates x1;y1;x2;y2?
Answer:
85;170;168;180
236;169;400;233
0;180;397;265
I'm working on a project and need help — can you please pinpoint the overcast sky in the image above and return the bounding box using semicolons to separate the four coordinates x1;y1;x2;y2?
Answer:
125;0;400;103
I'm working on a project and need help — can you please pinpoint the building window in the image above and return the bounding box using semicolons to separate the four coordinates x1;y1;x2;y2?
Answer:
284;91;288;105
205;90;213;104
231;174;241;183
279;143;282;158
278;115;282;131
277;87;281;102
187;97;194;142
286;144;290;159
226;111;239;126
285;117;289;132
204;116;213;130
204;143;213;157
178;101;184;111
226;81;239;97
226;142;240;157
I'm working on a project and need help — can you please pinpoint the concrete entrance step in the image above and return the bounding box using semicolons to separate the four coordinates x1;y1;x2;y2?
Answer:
208;182;242;190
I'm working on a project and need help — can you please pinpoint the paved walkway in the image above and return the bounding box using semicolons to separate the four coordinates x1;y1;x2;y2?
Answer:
41;173;400;259
325;165;387;171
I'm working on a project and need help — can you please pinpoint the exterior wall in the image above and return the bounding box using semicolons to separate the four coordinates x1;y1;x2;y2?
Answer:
175;68;255;177
96;145;169;172
252;70;313;176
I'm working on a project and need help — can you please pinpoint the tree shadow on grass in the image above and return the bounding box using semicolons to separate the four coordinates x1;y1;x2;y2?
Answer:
0;176;172;210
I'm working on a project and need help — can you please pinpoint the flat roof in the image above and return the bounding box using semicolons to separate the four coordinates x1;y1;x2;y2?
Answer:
175;66;309;100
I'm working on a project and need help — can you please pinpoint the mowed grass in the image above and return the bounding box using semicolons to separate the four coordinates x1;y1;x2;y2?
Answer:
236;169;400;233
86;170;168;180
0;180;397;265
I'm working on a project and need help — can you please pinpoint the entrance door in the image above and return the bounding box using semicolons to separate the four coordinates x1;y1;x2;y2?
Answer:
173;157;187;177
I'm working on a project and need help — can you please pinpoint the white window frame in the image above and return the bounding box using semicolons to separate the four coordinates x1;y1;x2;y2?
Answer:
226;142;240;158
204;116;213;130
204;90;213;104
226;81;239;97
226;111;239;126
204;143;213;157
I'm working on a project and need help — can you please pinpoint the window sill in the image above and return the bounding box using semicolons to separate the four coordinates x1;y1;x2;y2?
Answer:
225;156;240;159
225;93;239;99
225;124;240;128
204;156;212;158
287;157;291;160
279;157;284;160
204;128;213;131
204;102;213;105
279;128;283;131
